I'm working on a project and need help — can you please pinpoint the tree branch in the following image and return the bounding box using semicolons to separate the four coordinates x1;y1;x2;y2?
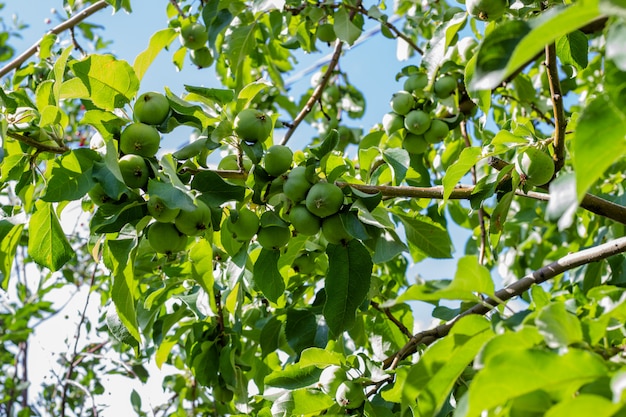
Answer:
370;301;413;339
0;0;110;78
544;43;567;172
7;132;70;154
280;40;343;146
383;235;626;369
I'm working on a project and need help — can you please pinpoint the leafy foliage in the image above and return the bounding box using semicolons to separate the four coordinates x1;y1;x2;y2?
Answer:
1;0;626;416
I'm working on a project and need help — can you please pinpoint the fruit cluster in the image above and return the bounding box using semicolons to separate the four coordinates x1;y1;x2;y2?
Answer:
383;71;458;155
178;20;214;68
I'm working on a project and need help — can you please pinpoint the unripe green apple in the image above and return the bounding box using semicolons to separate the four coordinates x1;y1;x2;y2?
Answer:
322;214;353;245
119;154;149;189
175;200;212;236
120;122;161;157
403;133;429;154
226;207;259;241
190;46;214;68
88;183;117;205
179;22;208;50
390;91;416;115
322;85;341;104
317;23;337;43
305;182;344;218
434;75;457;98
147;196;180;223
289;204;321;236
234;108;272;142
515;147;555;186
318;365;348;396
292;252;317;274
423;119;450;144
283;166;313;203
148;222;188;254
134;92;170;126
335;380;365;409
404;110;432;135
403;73;428;95
382;112;405;136
257;225;291;250
466;0;508;20
264;145;293;177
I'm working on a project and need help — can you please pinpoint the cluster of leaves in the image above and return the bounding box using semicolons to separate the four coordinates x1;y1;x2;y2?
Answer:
0;0;626;416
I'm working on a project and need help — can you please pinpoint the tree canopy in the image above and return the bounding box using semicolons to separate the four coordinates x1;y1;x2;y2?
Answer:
1;0;626;416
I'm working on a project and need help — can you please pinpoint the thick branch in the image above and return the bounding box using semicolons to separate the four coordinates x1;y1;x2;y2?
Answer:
280;40;343;146
0;0;110;77
7;132;69;154
545;43;567;172
384;235;626;368
488;157;626;225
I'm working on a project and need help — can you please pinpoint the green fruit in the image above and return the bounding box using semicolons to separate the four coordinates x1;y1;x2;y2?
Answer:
444;6;465;20
119;154;149;189
227;208;259;242
234;108;273;142
434;75;457;98
390;91;416;115
148;222;188;254
403;73;428;94
423;119;450;144
317;23;337;43
134;92;170;126
318;365;348;396
322;85;341;104
88;183;116;205
289;204;321;236
305;182;344;218
335;380;365;409
179;22;208;49
147;196;180;223
382;112;405;136
257;226;291;250
403;133;429;154
264;145;293;177
218;154;253;172
404;110;432;135
322;214;353;245
190;46;214;68
515;147;555;186
292;252;317;274
175;200;212;236
466;0;508;21
283;166;313;203
120;122;161;157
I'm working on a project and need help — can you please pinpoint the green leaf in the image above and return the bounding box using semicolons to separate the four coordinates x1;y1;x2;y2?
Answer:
43;149;99;202
442;147;482;204
189;239;214;296
299;347;344;367
285;309;318;354
79;109;127;139
53;45;74;104
0;220;24;290
61;54;139;110
471;1;600;90
260;316;283;358
572;94;626;199
556;31;588;70
402;315;494;416
475;326;544;368
536;302;583;348
223;23;259;90
292;388;336;415
184;85;235;107
236;80;272;111
466;349;608;416
333;7;361;45
545;394;622;417
147;179;196;211
253;248;285;303
133;28;178;81
607;21;626;71
190;170;246;206
394;212;453;262
264;363;322;389
382;147;409;185
105;238;140;344
323;240;373;336
28;202;74;271
310;129;339;159
546;172;579;230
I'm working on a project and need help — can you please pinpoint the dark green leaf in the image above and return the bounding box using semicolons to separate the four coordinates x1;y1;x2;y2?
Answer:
191;170;246;206
28;202;74;271
536;302;583;348
253;248;285;303
310;129;339;159
0;220;24;290
382;147;409;185
394;212;453;262
556;31;588;70
43;149;99;202
285;309;318;355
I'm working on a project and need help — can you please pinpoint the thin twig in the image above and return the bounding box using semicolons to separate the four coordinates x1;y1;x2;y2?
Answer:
544;43;566;172
383;235;626;368
499;93;555;127
370;301;413;339
7;132;70;154
168;0;187;19
0;0;110;77
280;40;343;145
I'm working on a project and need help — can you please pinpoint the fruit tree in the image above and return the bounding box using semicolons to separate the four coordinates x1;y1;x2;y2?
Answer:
1;0;626;415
